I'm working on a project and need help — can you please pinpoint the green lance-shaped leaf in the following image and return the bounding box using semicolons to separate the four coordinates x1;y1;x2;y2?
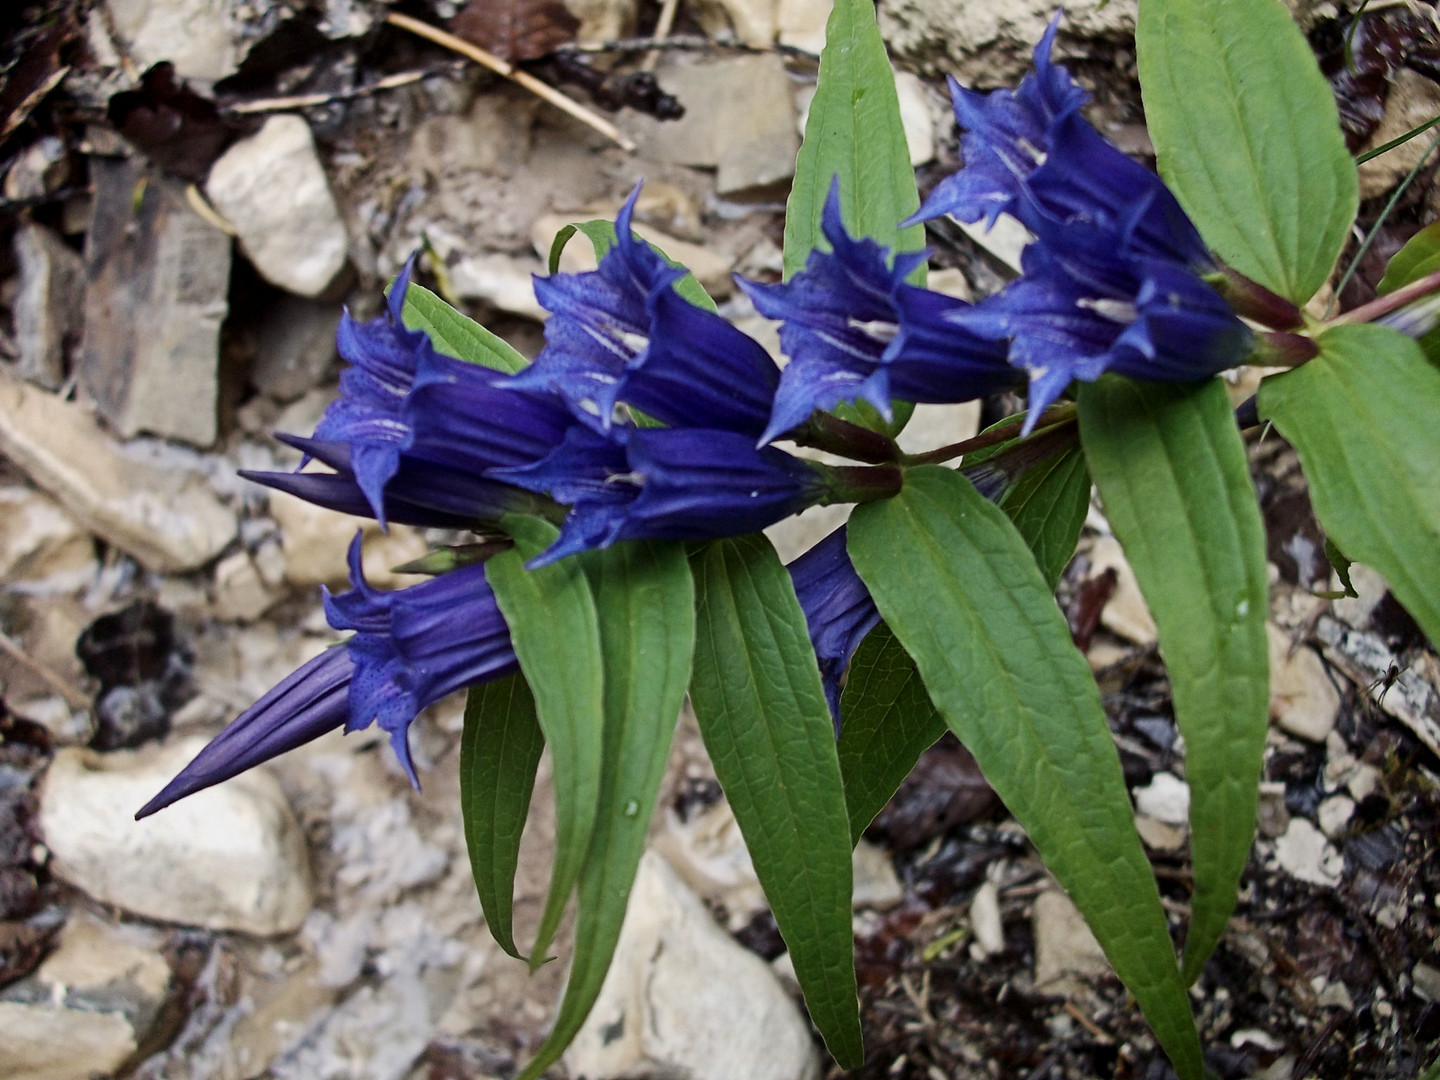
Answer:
838;441;1089;843
690;535;863;1068
785;0;922;282
547;219;718;313
400;282;529;374
849;467;1203;1080
967;436;1091;589
516;541;694;1080
460;674;546;960
1137;0;1357;302
1078;377;1269;986
486;516;605;969
1378;220;1440;295
1259;324;1440;646
837;623;946;845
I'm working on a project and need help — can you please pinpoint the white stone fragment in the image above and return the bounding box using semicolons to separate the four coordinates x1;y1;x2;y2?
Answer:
1087;535;1158;646
894;70;935;165
206;116;349;298
1268;623;1341;742
968;879;1005;957
1032;887;1111;995
1317;794;1355;839
40;740;314;935
1272;818;1343;888
0;374;237;573
567;851;820;1080
1133;771;1190;825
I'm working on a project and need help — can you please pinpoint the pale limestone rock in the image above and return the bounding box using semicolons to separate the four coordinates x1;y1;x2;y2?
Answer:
81;158;230;447
12;224;83;390
206;116;349;297
895;70;935;165
268;491;430;589
252;297;340;402
622;54;798;194
567;851;820;1080
765;503;850;564
852;839;903;911
1032;887;1111;995
0;486;94;587
532;212;735;298
446;252;548;320
778;0;832;53
40;740;313;934
409;88;538;179
1268;622;1341;742
1317;794;1355;839
106;0;243;83
692;0;777;45
879;0;1136;84
1413;962;1440;1004
968;878;1005;957
1133;771;1190;826
1134;815;1187;852
0;374;237;572
655;793;892;925
1272;818;1343;887
1087;535;1158;646
896;401;981;456
0;1003;138;1080
0;913;171;1080
1358;69;1440;199
212;549;283;622
927;266;973;301
564;0;639;41
957;213;1032;274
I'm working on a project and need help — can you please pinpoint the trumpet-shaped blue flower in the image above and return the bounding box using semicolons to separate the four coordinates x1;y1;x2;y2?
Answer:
136;646;354;818
138;535;518;816
308;270;573;526
505;185;781;439
244;435;548;529
787;525;882;731
323;535;518;784
741;184;1017;445
496;426;829;566
909;14;1087;230
910;18;1250;428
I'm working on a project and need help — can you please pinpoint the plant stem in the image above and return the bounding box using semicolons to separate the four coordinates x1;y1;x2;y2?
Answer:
900;403;1076;466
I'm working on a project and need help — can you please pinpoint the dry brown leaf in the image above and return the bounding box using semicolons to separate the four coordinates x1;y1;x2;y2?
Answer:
449;0;580;63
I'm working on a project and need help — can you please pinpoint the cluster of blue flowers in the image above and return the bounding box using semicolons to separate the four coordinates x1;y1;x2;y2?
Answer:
139;19;1251;816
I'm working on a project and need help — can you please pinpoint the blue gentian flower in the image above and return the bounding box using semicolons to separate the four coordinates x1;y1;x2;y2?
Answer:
740;183;1018;445
787;525;882;732
311;258;431;525
910;15;1250;429
908;14;1087;230
138;534;519;816
308;268;573;526
136;646;353;818
323;535;518;785
244;435;549;528
505;185;781;439
497;425;830;565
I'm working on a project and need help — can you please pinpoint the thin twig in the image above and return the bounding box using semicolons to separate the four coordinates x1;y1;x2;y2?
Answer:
643;0;681;71
184;184;235;235
384;12;636;152
1329;129;1440;315
555;35;818;61
0;629;90;711
224;68;442;115
1329;265;1440;326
